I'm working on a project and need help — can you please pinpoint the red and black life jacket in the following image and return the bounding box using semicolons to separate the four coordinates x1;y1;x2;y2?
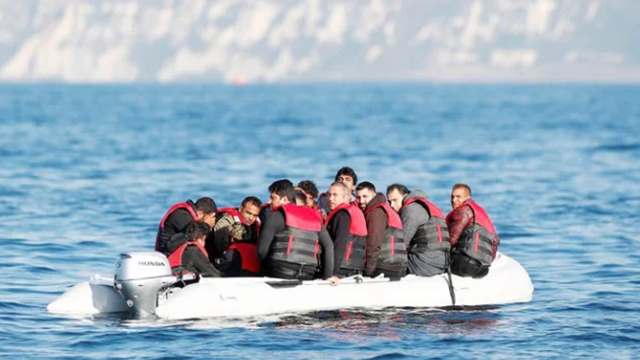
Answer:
269;203;323;268
155;202;198;253
217;207;262;274
325;202;368;272
168;240;209;276
450;199;499;266
364;201;407;267
402;196;451;254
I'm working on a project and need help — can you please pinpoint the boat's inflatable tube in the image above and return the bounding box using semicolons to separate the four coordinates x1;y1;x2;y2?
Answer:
47;252;533;320
47;278;128;315
154;252;532;320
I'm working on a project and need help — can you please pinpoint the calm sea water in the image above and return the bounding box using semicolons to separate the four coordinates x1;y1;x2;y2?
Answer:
0;84;639;359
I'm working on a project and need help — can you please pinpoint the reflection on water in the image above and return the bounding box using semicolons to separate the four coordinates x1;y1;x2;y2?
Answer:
264;307;501;339
52;306;503;337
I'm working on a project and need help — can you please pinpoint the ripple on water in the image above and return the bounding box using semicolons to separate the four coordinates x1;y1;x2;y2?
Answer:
591;143;640;153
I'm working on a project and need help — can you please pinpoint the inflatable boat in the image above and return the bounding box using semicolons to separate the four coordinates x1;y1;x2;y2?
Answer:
47;251;533;320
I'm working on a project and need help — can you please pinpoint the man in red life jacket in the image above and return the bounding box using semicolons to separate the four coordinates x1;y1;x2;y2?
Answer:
325;181;368;277
386;184;450;277
318;167;358;214
210;196;262;276
155;197;217;255
166;221;220;277
355;181;407;279
446;183;500;278
258;180;337;282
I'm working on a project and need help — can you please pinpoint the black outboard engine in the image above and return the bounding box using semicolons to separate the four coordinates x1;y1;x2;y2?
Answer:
114;252;177;317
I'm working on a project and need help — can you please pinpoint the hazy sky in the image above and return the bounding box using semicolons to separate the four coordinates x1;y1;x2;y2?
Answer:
0;0;638;83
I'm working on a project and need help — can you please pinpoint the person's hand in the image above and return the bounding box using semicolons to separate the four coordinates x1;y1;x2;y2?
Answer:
327;276;340;286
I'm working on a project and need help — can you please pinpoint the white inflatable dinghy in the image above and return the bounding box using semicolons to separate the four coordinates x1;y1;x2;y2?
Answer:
47;251;533;320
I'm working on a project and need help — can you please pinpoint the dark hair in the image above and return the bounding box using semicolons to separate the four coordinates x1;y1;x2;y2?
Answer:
452;183;472;196
185;221;211;240
268;179;295;202
334;166;358;185
241;196;262;208
355;181;376;193
386;183;409;196
294;189;307;205
297;180;319;199
195;197;217;214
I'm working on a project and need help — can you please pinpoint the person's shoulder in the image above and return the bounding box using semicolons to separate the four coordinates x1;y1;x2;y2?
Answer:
170;207;190;215
450;204;472;219
265;208;285;222
405;201;427;214
214;213;235;230
335;209;351;219
219;212;236;223
463;204;475;216
171;207;195;220
367;205;386;219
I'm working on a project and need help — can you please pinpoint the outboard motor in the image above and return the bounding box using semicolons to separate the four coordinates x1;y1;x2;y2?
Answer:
114;252;177;317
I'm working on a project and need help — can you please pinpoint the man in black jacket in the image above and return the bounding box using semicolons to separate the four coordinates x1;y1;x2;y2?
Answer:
325;182;368;277
167;221;221;277
258;180;337;282
155;197;217;255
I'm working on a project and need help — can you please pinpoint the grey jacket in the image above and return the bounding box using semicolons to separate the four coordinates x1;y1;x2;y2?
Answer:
400;190;448;276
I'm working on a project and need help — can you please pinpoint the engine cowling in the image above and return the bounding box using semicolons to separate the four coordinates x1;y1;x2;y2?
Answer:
114;252;176;317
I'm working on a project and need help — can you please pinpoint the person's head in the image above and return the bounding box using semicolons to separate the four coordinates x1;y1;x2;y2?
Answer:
297;180;319;207
451;183;472;209
334;167;358;194
386;183;409;212
239;196;262;225
355;181;376;210
327;182;351;211
194;197;217;227
185;221;211;246
268;179;295;208
294;189;308;206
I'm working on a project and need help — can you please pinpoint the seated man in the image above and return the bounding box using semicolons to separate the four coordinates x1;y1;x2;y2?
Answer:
355;181;407;279
167;221;221;277
318;167;358;214
210;196;262;277
325;182;368;277
386;184;450;277
258;181;336;281
155;197;216;255
446;183;500;278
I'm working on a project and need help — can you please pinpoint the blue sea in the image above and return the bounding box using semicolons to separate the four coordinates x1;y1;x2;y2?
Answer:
1;84;639;359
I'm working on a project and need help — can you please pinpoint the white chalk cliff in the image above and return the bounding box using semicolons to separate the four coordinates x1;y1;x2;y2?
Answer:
0;0;637;83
